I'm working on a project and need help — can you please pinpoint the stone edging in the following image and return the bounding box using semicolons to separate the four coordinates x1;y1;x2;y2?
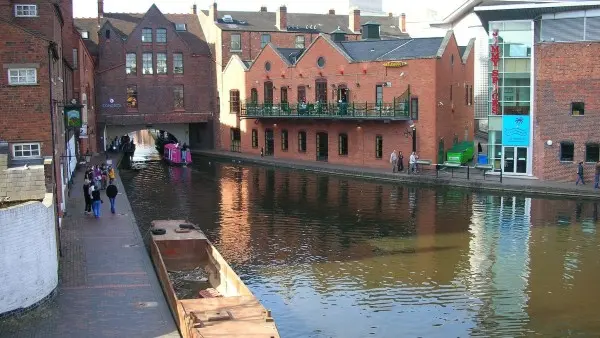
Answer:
0;287;58;319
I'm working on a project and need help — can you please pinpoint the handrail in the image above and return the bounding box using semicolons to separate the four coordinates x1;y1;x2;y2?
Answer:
240;101;411;119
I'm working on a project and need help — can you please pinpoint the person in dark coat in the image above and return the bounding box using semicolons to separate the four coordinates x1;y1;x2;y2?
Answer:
83;178;92;214
106;183;118;214
91;185;102;218
576;161;585;185
398;151;404;172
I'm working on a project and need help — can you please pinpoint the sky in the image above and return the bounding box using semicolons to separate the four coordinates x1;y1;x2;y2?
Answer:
73;0;463;20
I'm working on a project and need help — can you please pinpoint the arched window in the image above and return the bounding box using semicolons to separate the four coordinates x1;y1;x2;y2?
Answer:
250;88;258;103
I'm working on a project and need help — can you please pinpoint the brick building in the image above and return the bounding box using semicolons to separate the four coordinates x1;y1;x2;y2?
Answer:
198;3;410;150
222;26;474;169
470;2;600;182
74;2;216;150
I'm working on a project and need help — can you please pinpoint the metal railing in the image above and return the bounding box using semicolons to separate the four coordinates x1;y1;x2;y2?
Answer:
406;161;502;182
240;101;413;120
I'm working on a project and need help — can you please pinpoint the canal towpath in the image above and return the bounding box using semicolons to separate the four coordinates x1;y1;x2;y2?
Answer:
192;149;600;199
0;154;179;338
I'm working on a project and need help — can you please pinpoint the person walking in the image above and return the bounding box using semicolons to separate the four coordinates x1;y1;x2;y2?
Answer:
595;161;600;189
91;185;103;218
576;161;585;185
390;150;398;173
83;178;92;214
106;182;118;214
409;152;417;174
181;142;189;164
398;151;404;172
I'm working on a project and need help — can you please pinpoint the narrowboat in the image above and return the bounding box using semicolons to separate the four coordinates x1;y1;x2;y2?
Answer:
164;143;192;165
149;220;280;338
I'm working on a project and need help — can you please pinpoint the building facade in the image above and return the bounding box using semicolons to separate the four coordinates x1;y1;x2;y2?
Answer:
74;3;216;150
222;27;474;169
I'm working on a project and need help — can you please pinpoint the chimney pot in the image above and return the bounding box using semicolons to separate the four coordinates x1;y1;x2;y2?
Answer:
192;4;197;15
276;5;287;31
260;6;267;12
401;13;406;33
388;12;393;18
349;8;361;33
329;9;335;15
209;2;218;22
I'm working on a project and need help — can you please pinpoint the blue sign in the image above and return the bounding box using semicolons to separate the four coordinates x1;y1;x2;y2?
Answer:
502;115;530;146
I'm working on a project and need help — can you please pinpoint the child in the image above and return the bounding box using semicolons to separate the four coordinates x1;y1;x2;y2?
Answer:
108;166;116;184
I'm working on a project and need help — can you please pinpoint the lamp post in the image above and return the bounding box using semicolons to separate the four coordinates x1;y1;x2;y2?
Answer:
403;120;417;153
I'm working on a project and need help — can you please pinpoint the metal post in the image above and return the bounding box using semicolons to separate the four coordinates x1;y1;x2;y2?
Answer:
467;165;470;180
500;167;503;183
412;128;417;153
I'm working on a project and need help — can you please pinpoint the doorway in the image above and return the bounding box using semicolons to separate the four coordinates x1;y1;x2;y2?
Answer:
503;146;528;174
337;86;349;103
316;132;328;161
264;129;274;156
264;81;273;105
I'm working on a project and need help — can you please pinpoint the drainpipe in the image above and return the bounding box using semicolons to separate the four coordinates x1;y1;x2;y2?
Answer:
48;42;62;258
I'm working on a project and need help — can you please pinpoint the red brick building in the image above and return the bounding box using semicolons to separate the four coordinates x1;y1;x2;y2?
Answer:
74;3;216;150
222;26;474;168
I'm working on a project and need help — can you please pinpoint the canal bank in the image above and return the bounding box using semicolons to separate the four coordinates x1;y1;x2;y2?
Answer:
0;154;179;338
192;149;600;199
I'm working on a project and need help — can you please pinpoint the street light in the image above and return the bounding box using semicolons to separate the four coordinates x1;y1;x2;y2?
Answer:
403;120;417;152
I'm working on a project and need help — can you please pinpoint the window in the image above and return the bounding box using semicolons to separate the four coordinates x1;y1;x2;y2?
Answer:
156;28;167;43
338;133;348;156
105;29;110;39
252;129;258;148
173;53;184;74
465;85;469;105
560;142;574;162
13;143;40;158
265;61;271;72
250;88;258;103
315;80;327;102
8;68;36;85
469;85;474;105
230;34;241;51
375;85;383;106
317;56;325;68
157;53;167;74
126;53;136;74
15;4;37;17
280;87;288;104
450;84;453;101
81;31;89;39
571;102;584;116
142;28;152;42
174;85;184;109
261;34;271;48
230;128;241;152
281;130;288;151
411;97;419;120
375;135;383;159
297;86;306;103
298;131;307;152
586;143;599;163
295;35;305;49
229;90;240;113
127;85;138;109
175;23;186;31
142;53;153;74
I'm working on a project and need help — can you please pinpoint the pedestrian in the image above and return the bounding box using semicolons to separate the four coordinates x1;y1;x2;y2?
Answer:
390;150;398;173
576;161;585;185
106;182;118;214
83;178;92;214
398;151;404;172
91;185;103;218
181;142;189;164
108;166;116;184
409;152;417;174
595;161;600;189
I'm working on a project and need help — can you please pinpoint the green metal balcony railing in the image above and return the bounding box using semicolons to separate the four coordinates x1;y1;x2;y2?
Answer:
240;101;416;120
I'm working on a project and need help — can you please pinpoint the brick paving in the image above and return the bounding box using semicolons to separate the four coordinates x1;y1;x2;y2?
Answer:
193;149;600;199
0;154;179;338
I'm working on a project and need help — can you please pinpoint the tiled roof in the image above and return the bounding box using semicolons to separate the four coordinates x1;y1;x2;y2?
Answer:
338;37;445;62
458;46;467;58
74;11;210;55
275;47;304;64
202;10;409;38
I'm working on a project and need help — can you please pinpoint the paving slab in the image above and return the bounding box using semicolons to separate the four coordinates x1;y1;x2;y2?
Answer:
0;154;179;338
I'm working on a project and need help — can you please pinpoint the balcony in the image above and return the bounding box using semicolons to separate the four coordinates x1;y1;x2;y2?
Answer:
240;101;417;121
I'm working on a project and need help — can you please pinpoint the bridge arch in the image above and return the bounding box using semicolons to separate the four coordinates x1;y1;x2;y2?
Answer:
103;124;190;151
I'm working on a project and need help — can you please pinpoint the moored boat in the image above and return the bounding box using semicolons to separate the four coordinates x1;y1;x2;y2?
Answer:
149;220;280;338
164;143;192;166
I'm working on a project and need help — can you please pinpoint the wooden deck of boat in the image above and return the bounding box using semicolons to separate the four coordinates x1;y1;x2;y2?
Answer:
152;220;206;241
180;296;279;338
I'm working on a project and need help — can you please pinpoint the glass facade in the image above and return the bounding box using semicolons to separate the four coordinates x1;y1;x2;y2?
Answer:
487;21;533;174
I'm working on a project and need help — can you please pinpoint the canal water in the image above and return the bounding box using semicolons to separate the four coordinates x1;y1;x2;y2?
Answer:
122;131;600;338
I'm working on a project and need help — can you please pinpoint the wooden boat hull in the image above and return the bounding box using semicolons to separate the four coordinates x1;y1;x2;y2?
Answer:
150;220;280;338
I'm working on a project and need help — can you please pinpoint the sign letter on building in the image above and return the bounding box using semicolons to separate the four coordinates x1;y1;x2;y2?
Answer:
490;29;500;115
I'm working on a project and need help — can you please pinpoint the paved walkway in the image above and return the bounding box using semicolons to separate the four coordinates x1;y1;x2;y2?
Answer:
193;149;600;199
0;155;179;338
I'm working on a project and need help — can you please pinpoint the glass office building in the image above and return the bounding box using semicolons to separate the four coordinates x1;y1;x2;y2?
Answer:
487;21;533;175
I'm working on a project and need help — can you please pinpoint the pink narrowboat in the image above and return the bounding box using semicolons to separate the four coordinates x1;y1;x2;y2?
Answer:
164;143;192;165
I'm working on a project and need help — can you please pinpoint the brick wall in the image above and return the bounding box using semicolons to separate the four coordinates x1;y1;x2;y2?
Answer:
534;41;600;182
0;194;58;315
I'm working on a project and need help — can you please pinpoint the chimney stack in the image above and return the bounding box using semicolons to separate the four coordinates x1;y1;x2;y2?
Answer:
97;0;104;22
401;13;406;33
192;4;197;15
209;2;217;21
388;12;393;18
349;8;360;33
276;5;287;31
329;9;335;15
260;6;267;12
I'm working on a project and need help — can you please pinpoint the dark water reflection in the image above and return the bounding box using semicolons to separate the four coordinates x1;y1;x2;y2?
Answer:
120;139;600;338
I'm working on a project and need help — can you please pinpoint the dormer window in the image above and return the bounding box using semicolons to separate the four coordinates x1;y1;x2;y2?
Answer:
175;23;187;31
81;31;89;39
15;4;37;17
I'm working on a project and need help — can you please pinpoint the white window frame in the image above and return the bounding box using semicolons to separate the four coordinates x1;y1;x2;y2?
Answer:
13;143;41;158
175;23;186;31
15;4;37;17
81;31;89;39
142;53;153;74
156;28;167;43
8;68;37;85
156;53;167;74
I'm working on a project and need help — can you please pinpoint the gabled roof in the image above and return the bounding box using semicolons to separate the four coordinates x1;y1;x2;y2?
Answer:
201;10;410;38
459;38;476;63
74;6;210;55
275;48;304;64
248;43;293;70
223;54;249;73
338;36;446;62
